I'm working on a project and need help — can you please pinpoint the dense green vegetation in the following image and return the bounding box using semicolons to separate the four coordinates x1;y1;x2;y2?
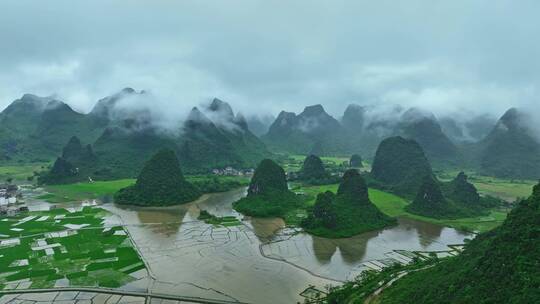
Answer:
299;155;328;180
321;182;540;304
437;170;535;202
377;182;540;304
188;175;249;193
38;157;78;185
262;105;353;156
3;92;537;185
322;259;436;304
234;159;304;218
370;137;502;220
445;171;480;206
114;149;201;206
371;136;434;198
233;189;303;218
197;210;241;227
298;183;507;233
301;170;395;238
0;95;105;163
406;176;463;218
295;154;338;185
279;154;351;177
441;172;502;209
479;108;540;179
177;102;271;173
38;136;98;184
406;172;503;219
247;159;288;195
9;93;270;183
399;112;459;165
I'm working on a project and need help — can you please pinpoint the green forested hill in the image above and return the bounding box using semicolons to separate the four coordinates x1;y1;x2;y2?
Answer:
378;182;540;304
323;182;540;304
11;92;271;183
478;108;540;179
262;105;351;156
371;136;434;197
114;149;200;206
298;155;330;182
0;95;105;162
234;159;302;218
178;105;271;173
302;169;395;238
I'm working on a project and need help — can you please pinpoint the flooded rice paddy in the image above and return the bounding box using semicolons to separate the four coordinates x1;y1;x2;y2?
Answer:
26;187;473;304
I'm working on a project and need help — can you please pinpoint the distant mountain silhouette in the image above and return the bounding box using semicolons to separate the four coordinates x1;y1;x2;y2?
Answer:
263;104;350;155
478;108;540;179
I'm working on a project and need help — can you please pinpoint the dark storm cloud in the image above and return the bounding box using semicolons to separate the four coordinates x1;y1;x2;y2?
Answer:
0;0;539;122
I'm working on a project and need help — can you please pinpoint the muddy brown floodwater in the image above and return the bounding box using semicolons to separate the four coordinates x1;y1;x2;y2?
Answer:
40;187;473;304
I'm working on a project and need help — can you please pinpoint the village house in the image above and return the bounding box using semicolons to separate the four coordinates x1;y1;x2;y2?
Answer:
211;167;255;177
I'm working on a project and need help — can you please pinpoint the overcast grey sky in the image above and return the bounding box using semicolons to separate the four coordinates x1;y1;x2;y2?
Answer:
0;0;539;119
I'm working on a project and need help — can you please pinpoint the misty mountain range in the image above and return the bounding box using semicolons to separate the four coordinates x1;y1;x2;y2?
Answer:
0;89;270;180
0;88;539;180
262;102;539;179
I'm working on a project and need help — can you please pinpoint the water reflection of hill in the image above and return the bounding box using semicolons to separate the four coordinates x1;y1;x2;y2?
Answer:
312;230;380;265
398;217;443;248
312;236;338;263
135;206;189;237
250;217;286;241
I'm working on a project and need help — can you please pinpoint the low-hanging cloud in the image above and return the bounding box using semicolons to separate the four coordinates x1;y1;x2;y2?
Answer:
0;0;539;136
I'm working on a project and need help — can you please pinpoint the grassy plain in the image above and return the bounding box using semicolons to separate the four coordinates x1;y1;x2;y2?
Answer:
42;179;136;203
436;170;535;202
40;175;250;203
0;163;48;182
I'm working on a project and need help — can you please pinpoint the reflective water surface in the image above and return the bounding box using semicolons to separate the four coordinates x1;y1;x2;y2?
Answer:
29;187;473;304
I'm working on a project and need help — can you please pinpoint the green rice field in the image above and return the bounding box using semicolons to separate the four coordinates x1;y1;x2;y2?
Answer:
0;207;146;290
